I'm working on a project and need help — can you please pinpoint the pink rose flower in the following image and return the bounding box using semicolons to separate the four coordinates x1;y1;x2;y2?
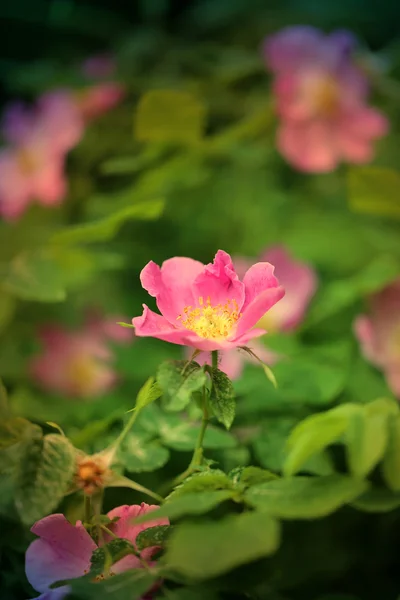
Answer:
25;504;169;600
132;249;285;352
263;26;388;172
29;313;132;399
77;83;125;120
354;280;400;398
190;246;318;379
81;54;117;80
0;91;84;221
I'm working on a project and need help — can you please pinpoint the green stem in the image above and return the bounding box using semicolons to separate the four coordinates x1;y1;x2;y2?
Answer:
107;409;139;464
84;494;92;524
211;350;219;370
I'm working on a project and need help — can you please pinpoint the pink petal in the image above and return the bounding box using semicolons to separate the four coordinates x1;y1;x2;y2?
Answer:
106;504;169;573
140;257;204;325
260;246;318;331
386;366;400;399
132;305;194;345
338;107;389;142
78;84;125;120
236;262;285;338
1;101;35;144
278;119;339;172
26;515;96;593
192;348;245;380
0;150;31;220
36;90;84;153
81;54;116;79
31;157;67;205
263;26;324;73
33;589;70;600
353;315;382;366
193;250;245;311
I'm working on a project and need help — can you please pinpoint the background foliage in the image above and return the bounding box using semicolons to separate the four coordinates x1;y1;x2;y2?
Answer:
1;1;400;599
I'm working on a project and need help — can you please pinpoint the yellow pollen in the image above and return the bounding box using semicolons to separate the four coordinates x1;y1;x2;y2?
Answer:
311;75;340;116
178;297;240;339
67;357;98;396
17;149;40;174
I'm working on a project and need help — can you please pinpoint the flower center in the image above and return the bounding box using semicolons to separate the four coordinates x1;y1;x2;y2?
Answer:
17;148;40;174
307;74;340;116
67;356;99;397
178;296;240;339
76;455;109;495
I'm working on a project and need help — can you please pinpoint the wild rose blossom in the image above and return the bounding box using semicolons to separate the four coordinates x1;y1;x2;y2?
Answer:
25;504;169;600
0;91;84;220
263;26;388;172
354;280;400;398
29;313;132;399
132;250;285;352
77;83;125;120
190;246;318;379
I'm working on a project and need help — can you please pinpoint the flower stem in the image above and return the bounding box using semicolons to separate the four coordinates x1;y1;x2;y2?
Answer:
84;494;92;524
106;408;139;464
211;350;219;370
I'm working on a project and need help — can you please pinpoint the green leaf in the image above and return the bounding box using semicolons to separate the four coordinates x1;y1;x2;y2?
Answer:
284;407;356;476
0;289;15;333
135;89;206;145
50;200;164;245
159;417;237;451
15;433;76;524
229;466;278;488
244;475;369;519
345;399;392;478
135;377;163;412
157;360;206;411
119;432;170;472
164;511;280;578
135;490;236;524
382;413;400;491
90;539;137;576
3;249;67;302
348;165;400;218
208;367;236;430
0;379;9;418
67;569;158;600
305;256;399;326
169;470;234;499
136;525;170;551
0;417;38;450
351;487;400;513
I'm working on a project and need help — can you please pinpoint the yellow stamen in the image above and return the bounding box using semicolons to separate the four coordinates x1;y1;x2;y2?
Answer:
178;297;241;339
67;357;98;397
305;74;340;116
17;149;39;174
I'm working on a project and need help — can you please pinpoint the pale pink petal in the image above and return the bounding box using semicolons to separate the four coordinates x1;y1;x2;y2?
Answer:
78;83;125;120
192;348;245;380
0;149;31;220
132;305;194;345
193;250;245;311
278;119;339;172
81;55;116;79
338;107;389;142
386;366;400;399
260;246;318;331
26;515;96;593
1;101;34;144
354;315;384;367
232;262;285;337
140;257;204;325
263;26;324;73
33;588;70;600
106;504;169;573
31;158;67;205
37;90;84;153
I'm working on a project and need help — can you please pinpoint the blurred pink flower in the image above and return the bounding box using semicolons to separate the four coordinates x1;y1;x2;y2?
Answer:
0;91;84;221
132;249;285;352
354;280;400;398
25;504;169;600
29;313;132;399
81;54;117;80
77;83;125;120
263;26;388;172
190;246;317;379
